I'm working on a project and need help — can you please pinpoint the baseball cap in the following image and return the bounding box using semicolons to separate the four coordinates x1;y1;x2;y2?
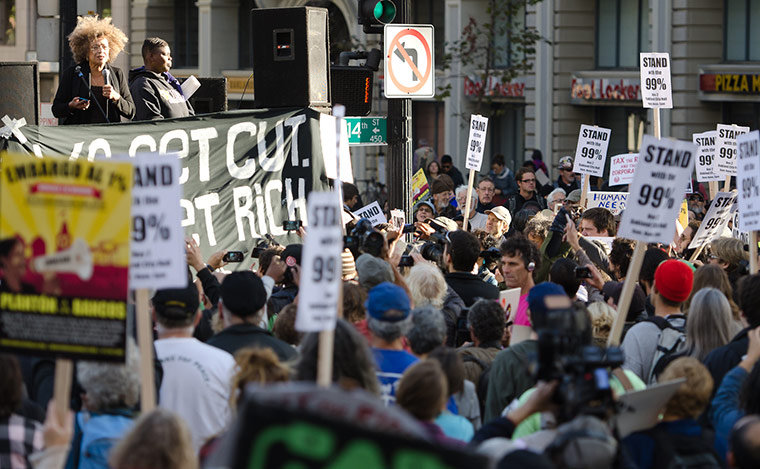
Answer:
528;282;570;329
365;282;411;322
414;200;436;215
152;283;200;319
220;271;267;317
654;259;694;303
485;206;512;226
431;216;458;232
559;156;574;170
280;244;302;267
567;189;582;203
356;254;394;291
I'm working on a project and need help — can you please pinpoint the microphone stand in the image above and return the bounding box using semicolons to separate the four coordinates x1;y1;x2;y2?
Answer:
74;66;110;123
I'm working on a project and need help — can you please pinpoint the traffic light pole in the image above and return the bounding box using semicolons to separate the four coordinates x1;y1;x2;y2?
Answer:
386;0;413;220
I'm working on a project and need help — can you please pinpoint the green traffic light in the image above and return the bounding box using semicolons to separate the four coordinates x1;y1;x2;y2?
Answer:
373;1;396;24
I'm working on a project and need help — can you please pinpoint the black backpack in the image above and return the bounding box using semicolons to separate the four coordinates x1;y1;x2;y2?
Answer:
644;426;722;469
460;354;492;417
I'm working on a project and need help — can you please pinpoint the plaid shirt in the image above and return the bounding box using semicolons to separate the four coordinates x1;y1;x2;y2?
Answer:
0;414;43;469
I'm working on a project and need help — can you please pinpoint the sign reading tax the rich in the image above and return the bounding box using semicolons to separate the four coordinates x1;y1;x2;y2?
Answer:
618;135;696;244
0;152;133;362
573;125;611;177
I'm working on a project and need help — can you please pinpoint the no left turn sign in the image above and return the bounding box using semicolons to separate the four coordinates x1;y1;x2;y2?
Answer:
384;24;435;98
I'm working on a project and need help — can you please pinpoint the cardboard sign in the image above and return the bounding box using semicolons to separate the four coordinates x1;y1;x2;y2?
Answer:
715;124;750;177
535;168;550;186
0;152;132;362
499;287;521;322
390;209;405;232
585;236;614;253
352;201;387;227
586;191;629;215
296;191;343;332
639;52;673;108
612;379;686;438
411;168;430;205
609;153;638;186
618;135;696;244
732;205;749;244
128;154;186;290
693;130;721;182
572;125;611;177
688;192;736;249
465;114;489;171
737;130;760;231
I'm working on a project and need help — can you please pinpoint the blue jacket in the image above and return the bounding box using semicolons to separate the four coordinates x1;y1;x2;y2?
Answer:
709;365;747;461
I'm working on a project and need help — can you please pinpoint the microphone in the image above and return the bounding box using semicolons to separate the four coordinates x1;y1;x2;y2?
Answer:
103;68;110;86
72;64;109;123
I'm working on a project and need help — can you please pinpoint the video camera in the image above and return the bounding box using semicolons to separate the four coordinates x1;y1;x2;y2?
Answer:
534;303;624;423
344;218;385;258
251;234;280;259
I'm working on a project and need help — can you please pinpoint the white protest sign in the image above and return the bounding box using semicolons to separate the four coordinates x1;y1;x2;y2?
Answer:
390;209;405;231
465;114;489;171
618;135;696;244
535;168;550;186
320;113;354;183
693;130;721;182
586;191;628;215
128;154;186;289
572;125;611;177
639;53;673;108
499;287;521;322
732;206;749;244
737;130;760;231
609;153;638;186
296;191;343;332
715;124;750;177
353;201;387;226
687;192;736;250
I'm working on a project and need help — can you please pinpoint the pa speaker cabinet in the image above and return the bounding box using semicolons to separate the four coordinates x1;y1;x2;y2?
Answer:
0;62;39;125
251;7;330;109
185;77;228;114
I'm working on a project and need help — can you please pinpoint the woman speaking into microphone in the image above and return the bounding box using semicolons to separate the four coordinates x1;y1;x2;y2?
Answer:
52;16;135;125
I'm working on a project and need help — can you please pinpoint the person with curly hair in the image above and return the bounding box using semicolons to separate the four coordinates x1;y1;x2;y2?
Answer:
52;16;135;124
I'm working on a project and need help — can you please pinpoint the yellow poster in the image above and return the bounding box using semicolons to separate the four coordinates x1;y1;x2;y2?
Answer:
412;168;430;205
678;199;689;231
0;152;133;361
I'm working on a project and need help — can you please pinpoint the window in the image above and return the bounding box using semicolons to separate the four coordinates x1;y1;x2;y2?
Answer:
596;0;649;69
0;1;15;46
725;0;760;61
174;0;198;68
413;0;445;65
491;3;526;69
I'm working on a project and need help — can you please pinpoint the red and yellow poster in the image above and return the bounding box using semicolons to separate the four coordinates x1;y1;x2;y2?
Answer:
0;152;132;361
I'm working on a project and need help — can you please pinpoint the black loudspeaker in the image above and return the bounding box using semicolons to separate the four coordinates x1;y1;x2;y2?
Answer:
0;62;39;125
185;77;228;114
251;7;330;108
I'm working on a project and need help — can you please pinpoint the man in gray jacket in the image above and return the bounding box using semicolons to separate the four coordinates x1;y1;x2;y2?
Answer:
129;37;194;120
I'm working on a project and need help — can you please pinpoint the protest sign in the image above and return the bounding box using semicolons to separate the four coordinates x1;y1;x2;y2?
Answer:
128;154;186;290
609;153;638;186
639;53;673;108
585;236;614;253
499;287;521;322
572;125;611;177
0;152;132;361
737;130;760;231
465;114;488;171
352;201;387;226
586;191;628;215
535;168;550;186
716;124;750;179
320;113;354;183
618;135;696;245
731;205;749;244
296;191;343;333
411;168;430;205
688;192;736;250
693;130;721;182
390;209;405;231
2;109;333;264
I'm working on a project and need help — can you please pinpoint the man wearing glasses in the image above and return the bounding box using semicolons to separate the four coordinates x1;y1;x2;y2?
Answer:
554;156;580;194
505;167;546;215
475;177;497;213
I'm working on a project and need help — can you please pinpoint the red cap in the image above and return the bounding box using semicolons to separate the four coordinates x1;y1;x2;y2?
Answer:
654;259;694;303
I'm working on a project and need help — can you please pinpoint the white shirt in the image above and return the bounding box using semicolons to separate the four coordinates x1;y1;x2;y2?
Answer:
155;337;236;451
468;211;488;231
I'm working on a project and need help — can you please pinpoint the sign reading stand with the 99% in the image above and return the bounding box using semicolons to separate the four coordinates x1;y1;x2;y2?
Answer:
572;125;611;177
465;114;489;171
618;135;696;244
715;124;750;177
296;191;343;333
737;130;760;231
640;53;673;109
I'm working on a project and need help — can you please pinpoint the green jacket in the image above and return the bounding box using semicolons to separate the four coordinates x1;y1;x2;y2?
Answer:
484;339;537;422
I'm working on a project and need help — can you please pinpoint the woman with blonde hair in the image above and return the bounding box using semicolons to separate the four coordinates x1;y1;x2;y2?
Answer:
109;409;197;469
52;16;135;124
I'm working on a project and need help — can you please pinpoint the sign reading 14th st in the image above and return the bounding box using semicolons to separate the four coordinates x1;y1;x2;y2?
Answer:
345;117;387;146
618;135;695;244
573;125;611;177
384;24;435;98
640;53;673;108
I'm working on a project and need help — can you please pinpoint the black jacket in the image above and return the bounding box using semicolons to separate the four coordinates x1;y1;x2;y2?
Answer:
52;62;135;124
444;271;500;307
703;326;751;393
207;323;297;362
128;68;194;121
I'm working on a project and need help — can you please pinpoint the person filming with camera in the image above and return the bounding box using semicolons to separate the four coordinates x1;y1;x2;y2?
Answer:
443;230;499;307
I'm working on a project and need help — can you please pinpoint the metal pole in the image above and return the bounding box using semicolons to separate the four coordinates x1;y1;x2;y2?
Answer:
386;0;413;219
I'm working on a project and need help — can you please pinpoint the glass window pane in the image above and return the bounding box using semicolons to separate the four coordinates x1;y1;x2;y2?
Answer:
639;0;650;53
618;0;639;67
750;0;760;60
597;0;618;67
492;20;510;68
726;0;747;60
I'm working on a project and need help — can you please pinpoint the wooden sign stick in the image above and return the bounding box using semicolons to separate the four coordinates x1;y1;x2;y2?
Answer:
607;242;646;347
579;174;590;209
136;289;156;412
53;359;73;422
463;169;476;231
750;231;758;275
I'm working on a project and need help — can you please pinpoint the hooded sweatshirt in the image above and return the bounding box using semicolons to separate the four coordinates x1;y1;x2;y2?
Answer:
128;67;194;121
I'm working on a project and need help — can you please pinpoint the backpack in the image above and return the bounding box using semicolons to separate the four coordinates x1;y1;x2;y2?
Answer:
645;315;687;385
66;410;135;469
644;426;722;469
461;354;492;416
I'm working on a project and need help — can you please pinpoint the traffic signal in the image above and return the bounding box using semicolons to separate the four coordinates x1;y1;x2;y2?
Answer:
358;0;396;34
331;66;374;116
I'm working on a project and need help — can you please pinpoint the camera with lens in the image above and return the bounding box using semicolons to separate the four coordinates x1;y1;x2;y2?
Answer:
251;234;280;259
344;218;385;258
534;301;624;423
